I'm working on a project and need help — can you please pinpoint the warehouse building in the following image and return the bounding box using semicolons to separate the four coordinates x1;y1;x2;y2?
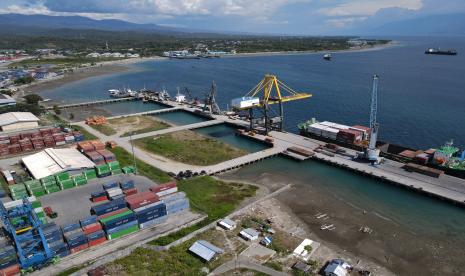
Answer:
0;112;39;132
22;148;95;179
0;94;16;107
188;240;224;262
239;228;259;241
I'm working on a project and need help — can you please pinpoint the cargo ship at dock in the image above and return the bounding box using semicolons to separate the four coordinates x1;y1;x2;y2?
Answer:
298;119;465;179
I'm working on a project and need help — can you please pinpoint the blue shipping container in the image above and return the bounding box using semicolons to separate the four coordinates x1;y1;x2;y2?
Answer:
0;258;18;270
62;222;81;233
80;215;98;227
135;205;166;218
137;212;166;224
86;230;105;241
102;213;137;230
133;201;165;213
67;238;88;249
91;201;126;216
120;180;134;190
91;191;106;198
103;182;118;190
139;216;167;229
64;230;86;244
104;220;138;235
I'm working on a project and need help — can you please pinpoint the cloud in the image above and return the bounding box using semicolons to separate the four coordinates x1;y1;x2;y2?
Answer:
320;0;423;17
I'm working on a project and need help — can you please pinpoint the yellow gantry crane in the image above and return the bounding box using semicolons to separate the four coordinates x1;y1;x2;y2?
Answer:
233;74;312;133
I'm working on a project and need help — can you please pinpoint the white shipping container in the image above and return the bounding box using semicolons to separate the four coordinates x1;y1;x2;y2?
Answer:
65;136;75;141
155;187;178;197
107;188;122;197
34;207;43;213
231;97;260;109
55;141;66;146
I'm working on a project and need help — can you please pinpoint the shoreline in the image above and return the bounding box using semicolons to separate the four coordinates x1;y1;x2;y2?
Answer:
220;169;465;276
13;42;396;97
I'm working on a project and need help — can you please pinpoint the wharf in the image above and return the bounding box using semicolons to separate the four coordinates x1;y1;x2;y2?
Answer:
72;97;465;205
46;97;137;110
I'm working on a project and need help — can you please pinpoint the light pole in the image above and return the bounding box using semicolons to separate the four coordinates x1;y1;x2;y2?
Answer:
129;131;138;174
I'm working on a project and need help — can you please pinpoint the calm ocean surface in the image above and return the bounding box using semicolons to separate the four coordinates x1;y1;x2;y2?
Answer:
41;36;465;150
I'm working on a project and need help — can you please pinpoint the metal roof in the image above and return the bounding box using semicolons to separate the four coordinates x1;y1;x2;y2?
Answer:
241;228;259;238
188;240;223;262
22;148;95;179
0;94;15;104
0;112;39;127
324;263;347;276
221;218;236;227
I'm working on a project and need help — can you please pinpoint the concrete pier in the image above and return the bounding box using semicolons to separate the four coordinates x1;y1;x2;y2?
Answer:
47;97;137;110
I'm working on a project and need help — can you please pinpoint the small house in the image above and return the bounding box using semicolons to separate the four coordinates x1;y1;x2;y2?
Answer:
260;236;272;246
239;228;259;241
188;240;224;262
218;218;236;230
293;239;315;261
324;259;352;276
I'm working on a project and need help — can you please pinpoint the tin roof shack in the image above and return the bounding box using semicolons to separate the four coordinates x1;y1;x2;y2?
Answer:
218;218;236;230
0;94;16;107
188;240;224;262
323;259;352;276
22;148;95;179
293;238;317;261
239;228;259;241
292;261;311;273
0;112;39;132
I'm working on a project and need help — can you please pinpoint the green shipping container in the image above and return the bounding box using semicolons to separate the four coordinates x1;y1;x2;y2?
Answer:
84;169;97;180
106;224;139;240
55;172;70;182
12;193;28;200
42;181;58;188
108;161;120;170
31;201;42;208
75;179;87;186
25;180;41;188
9;184;26;192
100;210;134;224
111;169;122;175
40;217;47;224
96;164;110;174
46;185;62;194
41;175;55;184
59;179;75;188
122;166;136;174
32;190;47;197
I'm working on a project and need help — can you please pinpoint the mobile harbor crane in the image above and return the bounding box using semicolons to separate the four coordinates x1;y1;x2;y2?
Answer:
358;74;382;164
231;74;312;134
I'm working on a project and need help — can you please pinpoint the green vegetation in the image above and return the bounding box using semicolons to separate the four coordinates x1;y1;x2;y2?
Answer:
120;122;170;137
13;75;34;85
150;176;257;246
72;125;98;140
0;103;44;116
264;261;283;271
55;265;86;276
110;146;171;183
23;93;43;104
89;123;117;136
9;57;126;70
52;105;61;115
107;235;228;275
135;130;247;166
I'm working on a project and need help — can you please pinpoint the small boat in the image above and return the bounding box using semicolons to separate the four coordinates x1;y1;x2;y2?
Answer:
323;53;332;61
108;88;138;98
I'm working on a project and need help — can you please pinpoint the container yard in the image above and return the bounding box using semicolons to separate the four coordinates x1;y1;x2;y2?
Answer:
0;172;191;274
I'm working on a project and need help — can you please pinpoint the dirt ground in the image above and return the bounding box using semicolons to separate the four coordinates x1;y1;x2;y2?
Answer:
108;116;171;137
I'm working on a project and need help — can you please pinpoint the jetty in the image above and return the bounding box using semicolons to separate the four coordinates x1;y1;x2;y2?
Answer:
46;97;137;110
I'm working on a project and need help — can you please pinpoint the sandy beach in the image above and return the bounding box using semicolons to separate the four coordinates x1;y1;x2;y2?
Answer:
220;169;465;276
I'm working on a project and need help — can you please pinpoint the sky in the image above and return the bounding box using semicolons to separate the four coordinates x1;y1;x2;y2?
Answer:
1;0;465;34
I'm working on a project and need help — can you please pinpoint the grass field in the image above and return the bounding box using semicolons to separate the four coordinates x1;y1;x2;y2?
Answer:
135;130;247;166
89;123;117;136
110;146;171;183
150;176;257;246
107;116;170;137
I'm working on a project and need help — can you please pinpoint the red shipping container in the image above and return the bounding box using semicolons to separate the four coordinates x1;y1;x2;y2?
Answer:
97;208;129;220
44;140;56;147
30;131;41;138
149;181;177;194
20;133;32;139
70;243;89;254
83;223;102;235
91;141;105;151
0;264;20;276
8;145;21;154
88;236;107;247
0;135;9;141
91;196;108;203
126;191;159;210
51;127;61;134
123;188;137;196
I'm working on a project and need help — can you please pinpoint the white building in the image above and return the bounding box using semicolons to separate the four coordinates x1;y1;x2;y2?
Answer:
239;228;259;241
293;239;316;261
0;112;39;132
22;148;95;179
0;94;16;107
218;218;236;230
86;52;101;58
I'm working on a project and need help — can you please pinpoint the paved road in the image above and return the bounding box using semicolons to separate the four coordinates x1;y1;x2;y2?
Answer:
32;211;205;276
